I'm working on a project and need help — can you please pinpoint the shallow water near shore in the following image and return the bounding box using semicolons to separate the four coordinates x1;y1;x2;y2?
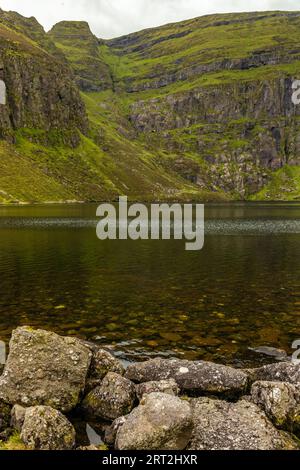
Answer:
0;202;299;367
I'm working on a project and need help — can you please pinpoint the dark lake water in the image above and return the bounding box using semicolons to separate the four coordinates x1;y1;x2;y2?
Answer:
0;202;299;367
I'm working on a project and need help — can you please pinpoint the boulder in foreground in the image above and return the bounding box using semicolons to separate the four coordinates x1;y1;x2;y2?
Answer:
136;379;180;401
187;397;298;450
115;392;192;450
126;358;248;396
0;327;92;412
251;381;300;431
82;372;136;421
247;362;300;385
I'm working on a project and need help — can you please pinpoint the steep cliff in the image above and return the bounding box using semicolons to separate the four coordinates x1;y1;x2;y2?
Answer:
0;13;88;145
104;11;300;198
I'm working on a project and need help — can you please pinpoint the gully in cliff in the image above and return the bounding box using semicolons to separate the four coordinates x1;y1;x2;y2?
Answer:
96;196;205;251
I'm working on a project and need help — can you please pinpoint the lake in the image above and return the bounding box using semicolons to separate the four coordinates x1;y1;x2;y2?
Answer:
0;202;299;367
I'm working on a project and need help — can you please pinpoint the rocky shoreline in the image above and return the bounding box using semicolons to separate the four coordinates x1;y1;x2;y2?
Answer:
0;327;300;450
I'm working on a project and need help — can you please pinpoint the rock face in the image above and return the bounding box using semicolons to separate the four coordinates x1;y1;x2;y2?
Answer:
0;327;92;412
115;392;193;450
83;345;125;393
187;398;298;450
107;12;300;199
126;358;248;396
20;406;76;450
136;379;180;401
248;362;300;385
82;372;136;421
0;13;88;146
251;381;300;431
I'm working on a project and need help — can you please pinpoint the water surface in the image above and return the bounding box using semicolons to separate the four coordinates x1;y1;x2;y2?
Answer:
0;202;299;367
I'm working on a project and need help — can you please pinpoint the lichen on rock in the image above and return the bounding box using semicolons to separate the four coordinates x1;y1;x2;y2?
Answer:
0;326;92;412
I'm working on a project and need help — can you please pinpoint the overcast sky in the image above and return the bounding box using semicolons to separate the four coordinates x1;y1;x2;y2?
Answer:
0;0;299;38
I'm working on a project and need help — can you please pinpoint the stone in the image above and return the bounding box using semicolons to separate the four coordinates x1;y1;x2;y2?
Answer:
0;427;13;442
251;381;300;430
10;404;26;432
125;358;248;396
82;372;136;421
0;400;11;432
115;392;193;450
89;348;124;380
0;327;92;412
247;362;300;385
104;416;127;446
248;346;287;361
85;378;103;395
136;379;180;401
77;445;99;451
187;398;298;450
20;406;76;450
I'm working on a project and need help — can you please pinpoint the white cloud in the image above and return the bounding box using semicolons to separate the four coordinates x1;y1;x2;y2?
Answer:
0;0;299;38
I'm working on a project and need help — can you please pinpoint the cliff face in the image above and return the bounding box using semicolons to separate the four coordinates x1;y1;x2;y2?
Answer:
129;78;300;195
104;11;300;198
0;10;300;202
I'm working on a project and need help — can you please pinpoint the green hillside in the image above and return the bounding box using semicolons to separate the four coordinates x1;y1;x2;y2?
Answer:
0;10;300;202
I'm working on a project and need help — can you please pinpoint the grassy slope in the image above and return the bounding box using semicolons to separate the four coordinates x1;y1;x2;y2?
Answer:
100;11;300;200
105;11;300;97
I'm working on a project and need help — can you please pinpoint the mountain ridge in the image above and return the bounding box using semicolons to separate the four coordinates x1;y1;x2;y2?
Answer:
0;9;299;202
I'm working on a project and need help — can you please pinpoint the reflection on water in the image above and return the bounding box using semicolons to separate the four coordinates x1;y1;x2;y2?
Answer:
0;202;299;367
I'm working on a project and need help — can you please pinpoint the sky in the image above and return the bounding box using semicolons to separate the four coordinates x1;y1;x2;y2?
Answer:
0;0;299;39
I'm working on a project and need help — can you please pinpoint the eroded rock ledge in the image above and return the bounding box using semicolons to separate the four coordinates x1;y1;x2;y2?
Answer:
0;326;300;451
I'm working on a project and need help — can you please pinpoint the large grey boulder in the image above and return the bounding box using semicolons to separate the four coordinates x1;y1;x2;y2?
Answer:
187;397;298;450
126;358;248;396
115;392;193;450
136;379;179;401
247;362;300;385
20;406;76;450
0;327;92;412
251;381;300;431
82;372;136;421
